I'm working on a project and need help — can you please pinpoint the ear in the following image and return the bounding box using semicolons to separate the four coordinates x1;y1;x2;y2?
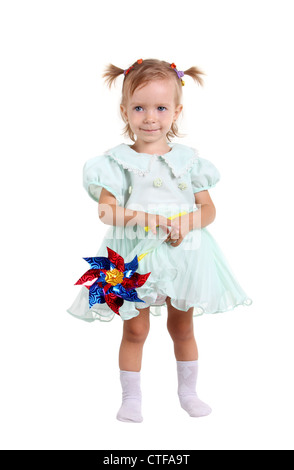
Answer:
120;105;128;122
173;103;183;122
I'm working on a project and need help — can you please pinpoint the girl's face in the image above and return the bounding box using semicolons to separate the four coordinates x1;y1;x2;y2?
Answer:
120;78;183;148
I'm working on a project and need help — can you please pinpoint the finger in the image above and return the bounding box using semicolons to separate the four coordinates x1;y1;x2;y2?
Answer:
158;217;172;227
170;231;180;240
170;238;181;247
164;234;171;242
158;224;171;234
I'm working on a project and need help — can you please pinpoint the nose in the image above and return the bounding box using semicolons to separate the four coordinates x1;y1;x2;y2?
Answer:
144;110;156;123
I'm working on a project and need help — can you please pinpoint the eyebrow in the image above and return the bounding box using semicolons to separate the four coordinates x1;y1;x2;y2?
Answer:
130;102;170;106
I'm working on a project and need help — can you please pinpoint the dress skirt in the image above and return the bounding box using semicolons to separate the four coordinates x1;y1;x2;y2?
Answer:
67;207;252;322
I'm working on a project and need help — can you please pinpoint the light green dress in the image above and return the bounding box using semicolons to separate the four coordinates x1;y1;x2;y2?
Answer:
67;143;252;322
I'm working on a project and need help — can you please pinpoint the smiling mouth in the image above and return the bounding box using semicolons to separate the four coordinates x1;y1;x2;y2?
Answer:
141;129;160;132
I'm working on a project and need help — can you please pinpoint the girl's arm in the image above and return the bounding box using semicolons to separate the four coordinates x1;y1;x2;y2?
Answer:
189;190;216;230
164;191;216;247
98;188;171;235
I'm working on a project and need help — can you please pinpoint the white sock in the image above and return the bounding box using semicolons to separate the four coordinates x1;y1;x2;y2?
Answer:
177;360;212;418
116;370;143;423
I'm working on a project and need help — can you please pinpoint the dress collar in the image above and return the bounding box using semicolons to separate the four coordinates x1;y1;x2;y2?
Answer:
105;142;199;178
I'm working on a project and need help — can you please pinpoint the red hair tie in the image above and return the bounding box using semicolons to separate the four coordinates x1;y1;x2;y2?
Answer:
124;59;143;76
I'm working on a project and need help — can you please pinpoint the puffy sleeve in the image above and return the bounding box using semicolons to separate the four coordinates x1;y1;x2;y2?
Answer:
83;154;126;206
190;156;220;193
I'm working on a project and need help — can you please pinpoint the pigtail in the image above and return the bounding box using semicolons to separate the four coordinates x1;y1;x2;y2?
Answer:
183;66;206;86
102;63;125;89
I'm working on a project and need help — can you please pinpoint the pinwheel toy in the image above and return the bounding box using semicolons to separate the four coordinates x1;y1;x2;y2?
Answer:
74;247;151;315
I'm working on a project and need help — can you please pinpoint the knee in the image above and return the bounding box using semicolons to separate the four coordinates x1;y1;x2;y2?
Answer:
167;318;194;342
124;319;150;344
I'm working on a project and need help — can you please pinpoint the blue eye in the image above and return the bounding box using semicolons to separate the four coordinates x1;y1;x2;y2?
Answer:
134;106;143;111
158;106;166;111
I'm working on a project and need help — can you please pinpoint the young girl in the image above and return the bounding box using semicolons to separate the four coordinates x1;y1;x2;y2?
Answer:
67;58;252;423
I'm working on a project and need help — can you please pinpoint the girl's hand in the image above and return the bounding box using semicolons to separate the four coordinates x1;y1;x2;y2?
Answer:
164;214;190;247
137;212;172;235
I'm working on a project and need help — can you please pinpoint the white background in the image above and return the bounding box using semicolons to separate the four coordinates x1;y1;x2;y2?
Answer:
1;0;293;451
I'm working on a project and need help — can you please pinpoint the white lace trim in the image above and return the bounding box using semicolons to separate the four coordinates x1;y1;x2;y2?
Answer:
104;147;200;177
104;150;150;176
160;148;200;178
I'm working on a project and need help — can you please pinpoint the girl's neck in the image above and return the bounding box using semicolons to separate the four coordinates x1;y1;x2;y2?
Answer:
130;140;171;156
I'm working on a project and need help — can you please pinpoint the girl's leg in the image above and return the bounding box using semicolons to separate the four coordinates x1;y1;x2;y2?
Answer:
166;296;198;361
166;297;211;417
117;307;150;423
119;306;150;371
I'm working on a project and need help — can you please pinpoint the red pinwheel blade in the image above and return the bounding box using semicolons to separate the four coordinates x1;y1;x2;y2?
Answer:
75;268;100;286
107;247;125;273
103;283;112;295
105;292;124;315
121;271;151;290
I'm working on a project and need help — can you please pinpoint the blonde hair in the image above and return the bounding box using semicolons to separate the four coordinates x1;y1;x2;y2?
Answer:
102;58;205;142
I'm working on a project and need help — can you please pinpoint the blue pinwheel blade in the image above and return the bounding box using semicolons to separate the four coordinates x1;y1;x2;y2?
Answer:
97;272;106;283
112;284;144;303
84;257;110;270
124;255;139;278
89;280;106;308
